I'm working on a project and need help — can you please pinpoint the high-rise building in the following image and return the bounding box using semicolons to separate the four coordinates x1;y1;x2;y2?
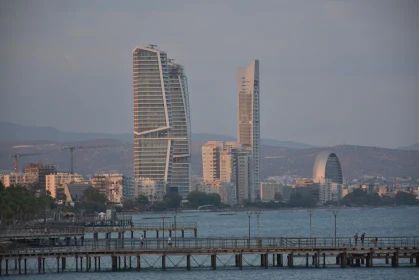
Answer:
237;60;260;201
133;45;191;196
168;60;191;198
312;151;343;184
235;150;252;203
201;141;251;204
201;141;224;181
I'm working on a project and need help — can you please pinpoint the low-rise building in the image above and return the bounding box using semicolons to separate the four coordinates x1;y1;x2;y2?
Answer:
134;177;166;202
91;174;130;203
23;163;57;189
2;173;38;187
62;183;92;203
260;182;292;202
46;173;86;199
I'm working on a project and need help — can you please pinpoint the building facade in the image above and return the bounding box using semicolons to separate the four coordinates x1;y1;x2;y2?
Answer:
91;174;129;203
23;163;57;189
237;60;260;200
133;45;191;197
312;151;343;184
260;182;293;202
134;177;166;202
45;173;86;199
201;141;251;205
201;141;224;181
168;61;192;198
196;180;237;206
1;173;37;187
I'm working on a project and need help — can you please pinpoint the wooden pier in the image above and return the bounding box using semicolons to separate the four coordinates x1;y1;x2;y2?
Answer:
0;226;85;241
0;236;418;275
85;222;198;239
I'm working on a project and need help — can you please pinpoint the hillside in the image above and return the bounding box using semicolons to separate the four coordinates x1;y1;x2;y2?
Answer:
1;140;418;180
398;143;419;151
0;122;312;149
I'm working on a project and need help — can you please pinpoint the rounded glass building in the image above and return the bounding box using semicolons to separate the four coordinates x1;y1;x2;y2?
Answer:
312;151;343;184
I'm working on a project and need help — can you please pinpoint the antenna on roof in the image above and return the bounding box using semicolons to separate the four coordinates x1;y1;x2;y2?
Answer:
148;44;157;49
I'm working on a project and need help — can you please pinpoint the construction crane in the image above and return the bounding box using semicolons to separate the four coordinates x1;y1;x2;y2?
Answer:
61;145;115;174
9;153;41;172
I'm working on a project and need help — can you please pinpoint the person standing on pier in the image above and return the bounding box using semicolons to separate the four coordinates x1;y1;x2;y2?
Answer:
354;232;358;246
361;233;365;245
168;236;172;249
140;235;144;248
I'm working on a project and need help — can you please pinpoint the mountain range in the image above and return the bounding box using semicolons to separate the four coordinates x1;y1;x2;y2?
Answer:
0;122;313;149
0;122;418;180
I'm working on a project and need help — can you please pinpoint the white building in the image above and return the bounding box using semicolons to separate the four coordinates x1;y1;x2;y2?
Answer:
260;182;280;201
2;173;38;187
46;173;86;199
260;182;293;202
237;60;260;199
133;45;191;194
196;180;237;206
134;177;166;202
202;141;224;181
319;182;333;205
331;183;343;202
168;60;192;198
236;150;252;203
91;174;130;203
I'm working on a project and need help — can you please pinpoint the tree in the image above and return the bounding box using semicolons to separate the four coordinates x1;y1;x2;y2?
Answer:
186;191;209;206
287;193;316;208
79;187;107;212
0;184;55;224
207;193;221;206
0;181;4;193
122;199;135;210
341;188;383;206
136;194;149;205
274;192;283;202
163;192;182;209
395;191;417;205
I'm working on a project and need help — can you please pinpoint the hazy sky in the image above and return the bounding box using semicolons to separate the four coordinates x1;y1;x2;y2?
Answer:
1;0;418;148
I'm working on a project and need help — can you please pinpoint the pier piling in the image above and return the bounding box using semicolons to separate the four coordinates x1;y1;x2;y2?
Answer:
186;254;191;270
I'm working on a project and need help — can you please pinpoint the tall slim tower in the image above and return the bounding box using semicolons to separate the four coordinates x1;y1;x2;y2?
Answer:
237;60;260;201
168;60;192;198
133;45;191;197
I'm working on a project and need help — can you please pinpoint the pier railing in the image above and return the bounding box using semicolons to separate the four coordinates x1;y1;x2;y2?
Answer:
84;222;197;230
2;236;418;255
0;225;85;239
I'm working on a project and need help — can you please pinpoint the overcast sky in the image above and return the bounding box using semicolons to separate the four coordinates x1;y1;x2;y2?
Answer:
1;0;418;148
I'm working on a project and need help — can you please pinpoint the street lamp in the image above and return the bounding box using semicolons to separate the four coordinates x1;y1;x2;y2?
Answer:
307;210;313;239
246;212;252;245
173;210;177;247
332;210;339;246
160;212;166;240
255;211;261;239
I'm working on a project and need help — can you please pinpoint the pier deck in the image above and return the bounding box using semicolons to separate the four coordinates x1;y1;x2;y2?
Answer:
0;236;418;275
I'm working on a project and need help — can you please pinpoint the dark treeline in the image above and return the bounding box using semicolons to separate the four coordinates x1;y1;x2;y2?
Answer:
0;181;54;225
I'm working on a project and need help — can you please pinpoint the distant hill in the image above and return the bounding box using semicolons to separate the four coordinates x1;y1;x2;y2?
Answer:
0;122;313;149
1;139;417;180
1;122;417;179
0;122;133;143
398;143;419;151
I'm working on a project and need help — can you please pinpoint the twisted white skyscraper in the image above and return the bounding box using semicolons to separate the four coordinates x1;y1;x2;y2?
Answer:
133;45;191;198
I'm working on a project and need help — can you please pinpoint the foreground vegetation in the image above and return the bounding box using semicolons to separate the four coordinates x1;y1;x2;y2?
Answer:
0;181;54;225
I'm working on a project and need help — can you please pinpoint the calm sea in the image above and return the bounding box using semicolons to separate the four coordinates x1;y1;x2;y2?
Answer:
3;206;419;279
